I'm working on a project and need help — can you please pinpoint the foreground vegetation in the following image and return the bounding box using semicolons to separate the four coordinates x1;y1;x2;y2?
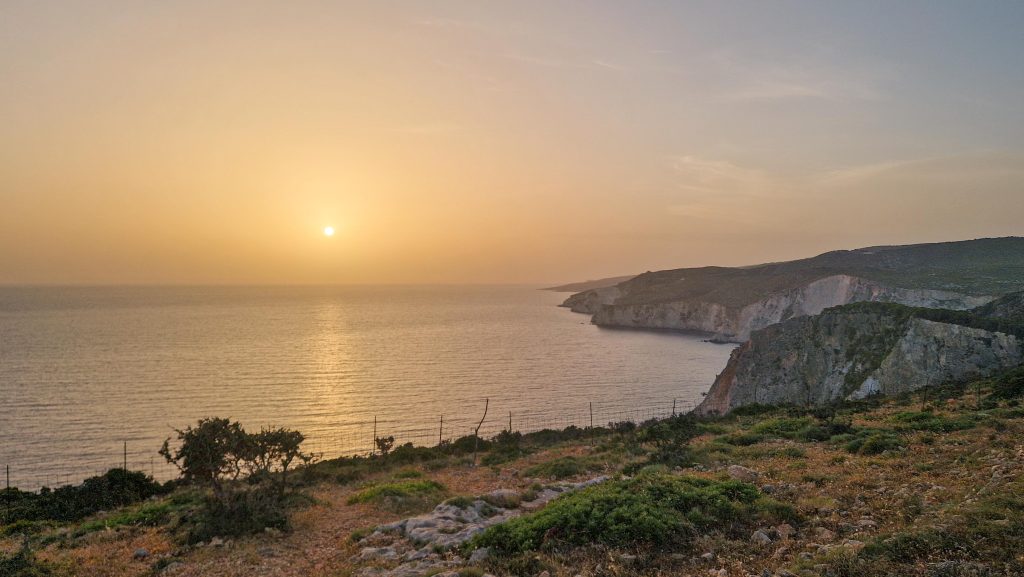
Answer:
3;367;1024;576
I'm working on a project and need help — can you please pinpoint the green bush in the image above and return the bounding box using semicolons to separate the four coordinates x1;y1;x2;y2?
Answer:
73;501;177;536
990;367;1024;400
890;411;980;432
392;469;423;479
0;544;58;577
720;432;765;446
524;457;591;480
751;417;815;437
2;468;166;524
348;479;446;504
185;485;290;544
637;416;701;468
847;432;903;455
470;472;794;555
347;479;447;513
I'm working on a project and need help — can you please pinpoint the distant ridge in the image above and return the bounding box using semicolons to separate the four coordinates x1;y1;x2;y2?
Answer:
543;275;635;293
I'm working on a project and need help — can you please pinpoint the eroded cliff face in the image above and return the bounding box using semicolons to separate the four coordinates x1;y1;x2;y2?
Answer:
854;319;1024;399
576;274;991;342
696;309;1024;415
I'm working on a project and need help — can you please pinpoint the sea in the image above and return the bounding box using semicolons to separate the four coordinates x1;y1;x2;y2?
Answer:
0;285;733;489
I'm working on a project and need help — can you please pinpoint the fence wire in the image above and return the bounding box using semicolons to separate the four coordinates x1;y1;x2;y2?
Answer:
3;398;699;491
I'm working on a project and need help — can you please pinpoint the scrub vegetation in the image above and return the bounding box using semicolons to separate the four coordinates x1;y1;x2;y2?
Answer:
3;369;1024;576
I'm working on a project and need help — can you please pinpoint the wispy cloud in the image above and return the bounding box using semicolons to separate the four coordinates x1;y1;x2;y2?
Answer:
504;53;624;72
708;51;883;102
666;150;1024;222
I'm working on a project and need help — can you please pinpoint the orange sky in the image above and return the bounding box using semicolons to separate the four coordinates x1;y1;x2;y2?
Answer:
3;2;1024;284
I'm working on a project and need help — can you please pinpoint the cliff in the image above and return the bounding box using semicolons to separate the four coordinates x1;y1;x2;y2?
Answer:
695;301;1024;415
563;237;1024;341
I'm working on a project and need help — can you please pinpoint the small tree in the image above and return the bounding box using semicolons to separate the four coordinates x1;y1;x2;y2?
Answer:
161;418;315;541
161;419;313;499
243;427;314;496
160;417;246;500
374;435;395;458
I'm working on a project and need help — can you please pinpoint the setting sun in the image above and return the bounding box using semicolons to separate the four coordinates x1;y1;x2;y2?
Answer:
323;226;335;237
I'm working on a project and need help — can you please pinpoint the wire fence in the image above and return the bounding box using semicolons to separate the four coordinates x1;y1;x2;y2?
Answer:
3;397;700;492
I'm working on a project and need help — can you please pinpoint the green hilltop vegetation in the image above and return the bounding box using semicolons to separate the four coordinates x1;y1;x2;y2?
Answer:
609;237;1024;308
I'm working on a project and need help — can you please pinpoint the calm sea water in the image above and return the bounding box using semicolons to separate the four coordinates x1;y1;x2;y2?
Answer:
0;285;732;489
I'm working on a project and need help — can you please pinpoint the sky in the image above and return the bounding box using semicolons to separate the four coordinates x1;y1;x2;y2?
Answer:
2;1;1023;285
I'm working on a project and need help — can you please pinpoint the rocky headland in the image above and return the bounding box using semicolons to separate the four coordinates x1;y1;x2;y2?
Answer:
562;237;1024;342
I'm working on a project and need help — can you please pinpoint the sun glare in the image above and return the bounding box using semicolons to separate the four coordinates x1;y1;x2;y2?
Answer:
323;226;335;237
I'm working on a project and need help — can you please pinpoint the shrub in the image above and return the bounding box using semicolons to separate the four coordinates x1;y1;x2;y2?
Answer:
637;416;701;468
890;411;979;433
524;457;588;480
374;435;395;457
347;479;447;513
720;432;765;446
989;367;1024;400
73;501;178;536
849;432;903;455
0;543;57;577
470;472;794;555
393;469;423;479
2;469;165;524
751;417;815;438
185;485;290;544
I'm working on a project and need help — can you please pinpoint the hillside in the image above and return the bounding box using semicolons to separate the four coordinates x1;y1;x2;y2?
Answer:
4;371;1024;577
563;237;1024;341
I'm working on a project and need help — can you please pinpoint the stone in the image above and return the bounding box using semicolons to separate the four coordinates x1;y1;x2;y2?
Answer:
841;539;866;551
619;553;637;565
750;530;772;545
358;547;399;562
469;547;491;564
814;527;836;541
700;552;715;562
483;489;520;508
775;523;796;540
132;548;149;560
209;537;224;548
727;465;761;483
403;549;429;562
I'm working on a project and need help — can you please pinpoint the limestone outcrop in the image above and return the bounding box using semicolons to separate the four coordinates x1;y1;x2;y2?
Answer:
695;303;1024;415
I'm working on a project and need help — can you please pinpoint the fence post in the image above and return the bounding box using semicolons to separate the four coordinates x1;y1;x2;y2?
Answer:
589;402;593;429
123;441;127;472
472;398;489;466
508;411;512;433
372;416;377;455
672;398;676;417
439;415;443;446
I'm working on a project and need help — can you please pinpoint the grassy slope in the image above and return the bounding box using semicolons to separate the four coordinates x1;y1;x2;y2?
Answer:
3;370;1024;577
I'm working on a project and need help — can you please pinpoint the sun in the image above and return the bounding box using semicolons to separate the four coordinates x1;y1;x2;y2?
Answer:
323;226;335;237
